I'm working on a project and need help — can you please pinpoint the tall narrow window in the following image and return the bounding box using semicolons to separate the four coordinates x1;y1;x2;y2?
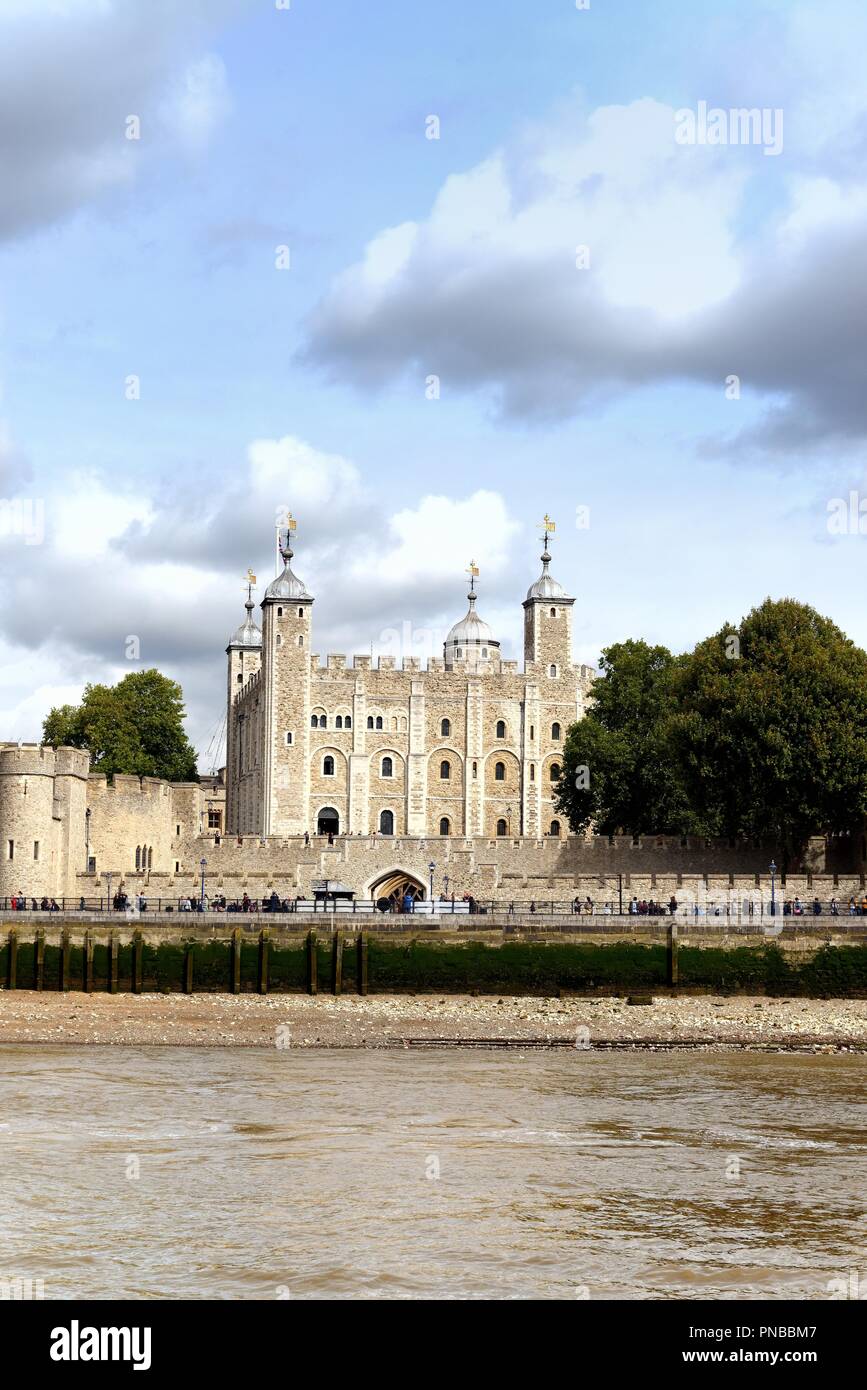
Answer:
379;809;394;835
495;761;505;781
550;763;561;781
345;716;351;729
549;664;558;678
496;818;507;837
33;841;39;861
335;715;343;729
441;718;450;736
550;820;561;837
496;719;506;739
440;760;450;780
135;846;141;870
323;756;335;776
7;840;12;861
552;722;561;741
367;716;374;729
381;756;393;778
439;817;450;836
376;716;383;730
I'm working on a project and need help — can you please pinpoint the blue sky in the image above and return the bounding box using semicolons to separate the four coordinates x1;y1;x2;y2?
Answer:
2;0;867;763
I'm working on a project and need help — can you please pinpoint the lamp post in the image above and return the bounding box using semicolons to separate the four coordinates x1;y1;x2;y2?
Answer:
428;860;435;903
200;857;207;912
106;871;113;914
769;860;777;917
85;806;91;873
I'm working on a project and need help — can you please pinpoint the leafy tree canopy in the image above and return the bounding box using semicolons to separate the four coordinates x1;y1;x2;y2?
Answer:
556;601;867;857
43;669;199;783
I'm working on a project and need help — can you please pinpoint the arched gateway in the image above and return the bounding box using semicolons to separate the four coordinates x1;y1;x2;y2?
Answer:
369;870;426;912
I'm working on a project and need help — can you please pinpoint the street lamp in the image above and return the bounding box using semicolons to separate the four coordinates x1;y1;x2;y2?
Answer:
769;860;777;917
85;806;91;872
200;857;208;912
428;861;435;903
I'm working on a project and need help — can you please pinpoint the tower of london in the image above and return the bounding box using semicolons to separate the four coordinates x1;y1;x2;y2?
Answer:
225;518;595;842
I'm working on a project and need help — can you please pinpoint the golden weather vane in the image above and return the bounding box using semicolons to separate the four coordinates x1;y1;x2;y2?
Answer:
466;559;479;593
243;569;256;602
539;514;556;547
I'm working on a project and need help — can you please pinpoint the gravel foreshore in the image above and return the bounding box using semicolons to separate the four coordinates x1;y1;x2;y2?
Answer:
0;991;865;1050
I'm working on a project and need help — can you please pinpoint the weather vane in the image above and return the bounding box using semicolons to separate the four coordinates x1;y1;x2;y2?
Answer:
466;559;479;593
539;514;556;548
276;510;297;563
243;569;256;602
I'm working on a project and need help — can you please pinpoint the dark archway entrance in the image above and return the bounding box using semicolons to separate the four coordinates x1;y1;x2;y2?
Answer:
369;870;425;913
317;807;339;836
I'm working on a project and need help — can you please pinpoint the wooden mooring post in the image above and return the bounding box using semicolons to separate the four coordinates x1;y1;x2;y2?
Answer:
258;931;269;995
35;928;44;991
84;931;94;994
231;928;242;995
331;931;343;996
109;932;119;994
306;930;318;995
357;932;368;996
667;922;679;988
7;928;17;991
132;930;143;994
60;929;70;992
184;943;194;995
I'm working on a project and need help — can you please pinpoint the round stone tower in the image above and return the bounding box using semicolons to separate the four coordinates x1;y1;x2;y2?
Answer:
0;744;90;901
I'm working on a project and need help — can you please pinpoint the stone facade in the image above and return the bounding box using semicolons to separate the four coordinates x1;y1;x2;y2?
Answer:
224;529;595;841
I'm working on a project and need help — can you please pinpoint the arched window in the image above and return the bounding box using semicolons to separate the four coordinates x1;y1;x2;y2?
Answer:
440;718;450;736
550;820;561;837
550;763;561;781
147;847;153;868
323;756;335;776
335;715;343;729
298;635;304;647
439;817;450;836
298;608;304;618
375;716;383;730
496;818;507;837
320;715;327;729
367;716;374;729
277;607;283;617
496;719;506;739
549;664;558;678
530;764;535;782
550;607;556;617
472;760;478;778
276;634;282;647
381;756;393;778
311;714;321;728
552;722;561;741
345;715;351;729
495;761;505;781
379;809;394;835
440;760;450;780
135;845;141;870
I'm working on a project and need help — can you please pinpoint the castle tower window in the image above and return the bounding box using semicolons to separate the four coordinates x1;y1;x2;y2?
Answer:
320;715;327;729
298;635;304;647
33;841;39;861
276;635;282;647
495;761;505;781
472;761;477;778
237;673;243;683
552;722;561;741
323;756;335;776
298;608;304;618
311;715;318;728
367;716;374;729
335;716;343;729
439;817;450;836
135;846;141;870
530;725;535;740
496;818;507;837
345;716;351;729
277;607;283;616
496;720;506;739
550;820;561;836
376;716;383;730
441;718;450;736
549;664;558;678
7;840;13;860
381;756;393;778
550;608;556;617
440;760;450;780
456;648;462;658
379;809;394;835
482;647;488;657
148;847;153;869
176;824;181;837
550;763;561;781
285;731;294;746
530;765;535;781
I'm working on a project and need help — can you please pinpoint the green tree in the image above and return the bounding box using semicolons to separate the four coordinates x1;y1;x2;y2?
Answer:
669;598;867;859
42;669;199;782
555;639;700;836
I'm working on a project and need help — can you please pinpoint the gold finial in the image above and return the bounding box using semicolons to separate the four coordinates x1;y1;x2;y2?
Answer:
466;559;479;577
245;568;256;587
539;514;556;548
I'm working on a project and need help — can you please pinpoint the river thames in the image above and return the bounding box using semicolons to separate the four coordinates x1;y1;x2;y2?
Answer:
0;1047;863;1300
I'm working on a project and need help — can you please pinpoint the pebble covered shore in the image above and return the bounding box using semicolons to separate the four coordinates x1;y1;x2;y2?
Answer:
0;992;865;1050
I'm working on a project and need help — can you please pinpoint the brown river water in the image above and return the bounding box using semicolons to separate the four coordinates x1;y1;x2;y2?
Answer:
0;1047;863;1300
